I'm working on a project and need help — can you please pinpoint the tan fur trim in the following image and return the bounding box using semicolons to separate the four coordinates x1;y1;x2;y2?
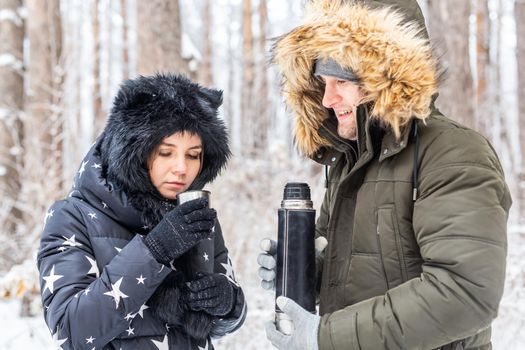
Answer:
273;1;439;156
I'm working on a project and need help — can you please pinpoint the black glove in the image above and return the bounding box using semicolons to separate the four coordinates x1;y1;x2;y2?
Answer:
144;197;216;265
149;271;214;341
185;273;237;317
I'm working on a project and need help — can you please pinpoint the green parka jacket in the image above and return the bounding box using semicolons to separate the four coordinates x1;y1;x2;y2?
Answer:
272;1;512;349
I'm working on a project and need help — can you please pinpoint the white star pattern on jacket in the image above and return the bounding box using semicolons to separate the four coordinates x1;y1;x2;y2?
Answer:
88;212;97;220
151;334;169;349
51;328;67;349
86;336;95;344
62;235;82;247
78;161;88;178
91;163;101;169
103;277;129;309
44;209;54;225
85;255;100;277
135;303;149;318
136;275;146;284
124;313;136;321
221;258;239;286
43;265;64;294
126;326;134;336
203;252;209;262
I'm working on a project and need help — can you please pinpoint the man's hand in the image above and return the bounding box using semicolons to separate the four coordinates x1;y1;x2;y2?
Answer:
258;238;277;290
265;296;320;350
257;237;328;291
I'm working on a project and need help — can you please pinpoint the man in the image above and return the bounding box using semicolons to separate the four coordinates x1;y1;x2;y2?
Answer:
258;0;511;349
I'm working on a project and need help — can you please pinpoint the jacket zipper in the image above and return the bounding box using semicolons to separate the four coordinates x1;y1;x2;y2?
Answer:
376;224;391;290
319;113;363;291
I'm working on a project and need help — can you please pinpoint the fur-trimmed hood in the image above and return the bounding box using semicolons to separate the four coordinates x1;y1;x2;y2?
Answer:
97;73;230;226
272;0;440;156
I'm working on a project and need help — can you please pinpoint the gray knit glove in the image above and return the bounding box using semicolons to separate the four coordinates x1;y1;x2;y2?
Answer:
144;197;216;265
185;273;237;317
258;238;277;290
265;296;320;350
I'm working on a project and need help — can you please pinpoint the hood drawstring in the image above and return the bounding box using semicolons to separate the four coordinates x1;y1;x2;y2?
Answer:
325;165;329;189
412;121;420;202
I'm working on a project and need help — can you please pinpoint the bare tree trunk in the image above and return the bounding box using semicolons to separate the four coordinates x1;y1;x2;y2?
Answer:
253;0;268;154
93;0;104;136
23;0;64;245
427;0;474;128
225;3;236;151
516;0;525;225
475;0;490;137
200;0;213;86
121;0;130;80
137;0;188;76
0;0;24;271
241;0;255;155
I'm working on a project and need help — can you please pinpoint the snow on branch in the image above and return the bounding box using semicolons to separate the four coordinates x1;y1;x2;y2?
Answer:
0;8;24;27
0;54;23;72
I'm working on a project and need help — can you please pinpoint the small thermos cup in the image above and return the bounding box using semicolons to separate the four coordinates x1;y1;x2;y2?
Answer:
275;182;316;335
176;190;214;279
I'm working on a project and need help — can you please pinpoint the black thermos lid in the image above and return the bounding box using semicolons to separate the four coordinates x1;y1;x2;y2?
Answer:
283;182;311;200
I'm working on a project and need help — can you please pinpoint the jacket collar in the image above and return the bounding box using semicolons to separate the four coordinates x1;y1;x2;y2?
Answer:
379;119;414;162
71;139;147;233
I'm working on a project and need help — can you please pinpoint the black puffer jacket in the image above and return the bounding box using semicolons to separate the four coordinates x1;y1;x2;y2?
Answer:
37;74;246;349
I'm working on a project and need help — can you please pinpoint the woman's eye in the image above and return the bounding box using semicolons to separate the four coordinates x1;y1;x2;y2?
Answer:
187;153;201;160
159;151;171;157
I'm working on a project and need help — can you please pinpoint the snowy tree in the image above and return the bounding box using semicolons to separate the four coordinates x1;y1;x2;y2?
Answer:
427;0;475;129
199;0;214;86
475;0;491;137
22;0;64;252
137;0;190;77
0;0;24;272
241;0;255;155
253;0;269;155
516;0;525;227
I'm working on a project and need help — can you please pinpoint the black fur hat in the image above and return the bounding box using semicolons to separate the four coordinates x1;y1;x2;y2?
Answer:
98;73;230;222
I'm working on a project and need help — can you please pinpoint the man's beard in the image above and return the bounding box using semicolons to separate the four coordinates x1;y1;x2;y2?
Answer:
337;124;357;141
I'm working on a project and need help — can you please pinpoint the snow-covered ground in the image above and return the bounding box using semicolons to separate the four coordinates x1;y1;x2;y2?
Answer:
0;300;53;349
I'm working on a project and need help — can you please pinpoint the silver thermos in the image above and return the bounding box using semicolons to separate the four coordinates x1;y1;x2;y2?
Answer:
176;190;214;279
275;182;316;334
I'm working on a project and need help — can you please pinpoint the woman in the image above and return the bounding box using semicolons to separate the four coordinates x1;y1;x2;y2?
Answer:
37;73;246;349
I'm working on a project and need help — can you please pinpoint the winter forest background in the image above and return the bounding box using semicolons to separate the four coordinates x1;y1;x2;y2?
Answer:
0;0;524;348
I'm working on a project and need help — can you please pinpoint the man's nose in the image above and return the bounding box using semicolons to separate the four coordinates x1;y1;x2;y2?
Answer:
322;83;340;108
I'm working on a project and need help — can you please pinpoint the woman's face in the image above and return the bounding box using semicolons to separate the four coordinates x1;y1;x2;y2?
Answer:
149;132;203;200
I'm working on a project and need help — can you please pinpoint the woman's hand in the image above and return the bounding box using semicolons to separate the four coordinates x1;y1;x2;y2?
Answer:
185;273;237;317
144;197;216;265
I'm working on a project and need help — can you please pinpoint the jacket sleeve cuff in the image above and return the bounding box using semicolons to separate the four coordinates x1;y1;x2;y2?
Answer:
210;287;247;338
319;310;360;350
